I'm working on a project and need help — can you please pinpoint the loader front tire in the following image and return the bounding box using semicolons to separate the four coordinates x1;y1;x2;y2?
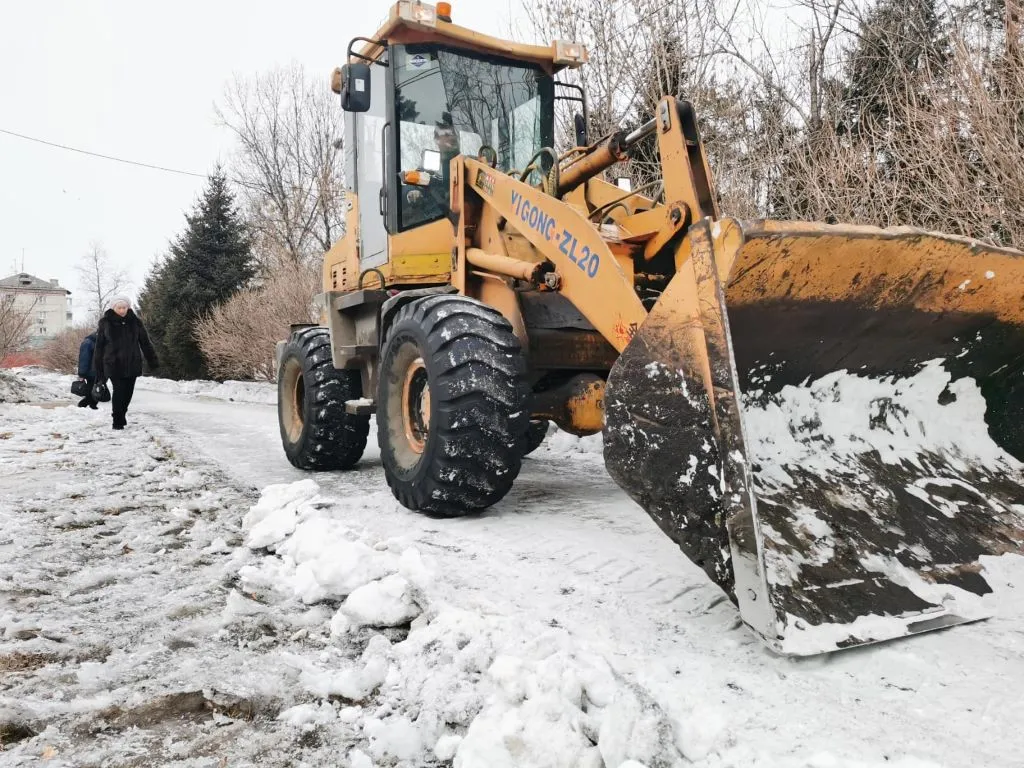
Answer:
377;295;529;516
278;327;369;471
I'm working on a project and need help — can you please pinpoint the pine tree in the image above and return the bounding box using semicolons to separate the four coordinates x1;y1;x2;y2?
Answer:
139;169;254;380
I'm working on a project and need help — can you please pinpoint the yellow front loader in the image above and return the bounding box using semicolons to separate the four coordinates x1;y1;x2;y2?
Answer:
275;1;1024;655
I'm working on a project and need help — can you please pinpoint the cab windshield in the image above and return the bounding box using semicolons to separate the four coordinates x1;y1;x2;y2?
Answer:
393;44;555;229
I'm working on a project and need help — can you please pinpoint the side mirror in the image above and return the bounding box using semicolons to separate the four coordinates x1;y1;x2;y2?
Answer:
422;149;441;173
340;62;371;112
574;112;588;147
616;177;633;192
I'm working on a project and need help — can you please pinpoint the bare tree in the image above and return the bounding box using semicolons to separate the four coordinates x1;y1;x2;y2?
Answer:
0;292;36;363
522;0;778;214
779;14;1024;247
75;241;128;325
39;324;92;374
216;62;346;269
520;0;1024;242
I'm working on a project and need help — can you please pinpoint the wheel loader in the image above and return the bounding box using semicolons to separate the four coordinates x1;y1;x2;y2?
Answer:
275;0;1024;655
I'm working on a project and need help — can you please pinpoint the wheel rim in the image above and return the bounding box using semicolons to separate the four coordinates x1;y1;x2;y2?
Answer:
401;357;430;454
281;358;305;443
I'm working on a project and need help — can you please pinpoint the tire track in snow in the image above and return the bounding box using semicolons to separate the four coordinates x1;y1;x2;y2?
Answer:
141;396;745;660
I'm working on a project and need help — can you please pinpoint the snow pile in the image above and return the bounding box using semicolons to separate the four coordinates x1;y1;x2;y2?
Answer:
2;366;91;401
3;372;1019;767
230;479;971;767
0;369;46;402
534;424;604;456
235;479;690;768
135;375;276;404
0;368;69;402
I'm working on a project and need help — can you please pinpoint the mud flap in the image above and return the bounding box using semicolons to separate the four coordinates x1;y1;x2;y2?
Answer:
604;218;1024;655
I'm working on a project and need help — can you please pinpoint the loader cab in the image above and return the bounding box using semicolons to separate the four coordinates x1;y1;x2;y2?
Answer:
339;40;556;262
389;43;555;232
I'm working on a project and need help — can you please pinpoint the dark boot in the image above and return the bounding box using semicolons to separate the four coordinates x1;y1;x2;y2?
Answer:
110;377;136;430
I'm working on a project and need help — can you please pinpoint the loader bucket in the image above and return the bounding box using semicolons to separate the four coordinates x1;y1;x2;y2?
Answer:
603;217;1024;656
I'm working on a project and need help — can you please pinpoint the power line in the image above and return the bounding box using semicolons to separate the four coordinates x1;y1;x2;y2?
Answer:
0;126;260;190
0;126;216;180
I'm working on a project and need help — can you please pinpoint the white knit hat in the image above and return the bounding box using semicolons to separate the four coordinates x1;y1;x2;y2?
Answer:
107;295;131;309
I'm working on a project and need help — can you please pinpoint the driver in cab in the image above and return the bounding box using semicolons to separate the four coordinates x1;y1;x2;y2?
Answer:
404;114;460;222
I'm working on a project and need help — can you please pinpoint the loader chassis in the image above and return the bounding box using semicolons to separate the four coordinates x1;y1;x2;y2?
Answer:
276;1;1024;657
320;33;616;435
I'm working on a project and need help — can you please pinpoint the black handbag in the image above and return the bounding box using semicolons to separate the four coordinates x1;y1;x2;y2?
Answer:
71;379;90;397
92;381;111;402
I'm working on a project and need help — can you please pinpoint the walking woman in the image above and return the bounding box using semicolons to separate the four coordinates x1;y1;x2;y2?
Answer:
93;296;159;430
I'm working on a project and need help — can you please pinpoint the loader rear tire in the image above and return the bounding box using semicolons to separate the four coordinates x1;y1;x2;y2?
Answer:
377;295;529;516
278;327;369;471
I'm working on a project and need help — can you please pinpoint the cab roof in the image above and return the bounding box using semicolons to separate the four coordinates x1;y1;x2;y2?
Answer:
355;1;588;74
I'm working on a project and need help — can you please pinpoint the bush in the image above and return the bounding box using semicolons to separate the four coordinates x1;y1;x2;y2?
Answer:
39;325;93;375
194;261;320;381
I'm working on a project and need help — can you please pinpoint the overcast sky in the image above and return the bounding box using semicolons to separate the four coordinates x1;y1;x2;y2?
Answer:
0;0;524;322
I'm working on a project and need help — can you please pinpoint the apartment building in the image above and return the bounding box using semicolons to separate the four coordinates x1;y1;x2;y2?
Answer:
0;272;73;344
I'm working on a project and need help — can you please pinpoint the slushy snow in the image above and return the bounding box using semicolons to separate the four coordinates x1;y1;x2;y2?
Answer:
1;367;1022;767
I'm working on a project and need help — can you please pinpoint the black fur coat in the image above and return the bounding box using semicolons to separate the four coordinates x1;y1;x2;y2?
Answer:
93;308;159;379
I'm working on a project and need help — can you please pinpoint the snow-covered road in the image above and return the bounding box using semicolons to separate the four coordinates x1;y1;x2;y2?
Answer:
2;369;1022;767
